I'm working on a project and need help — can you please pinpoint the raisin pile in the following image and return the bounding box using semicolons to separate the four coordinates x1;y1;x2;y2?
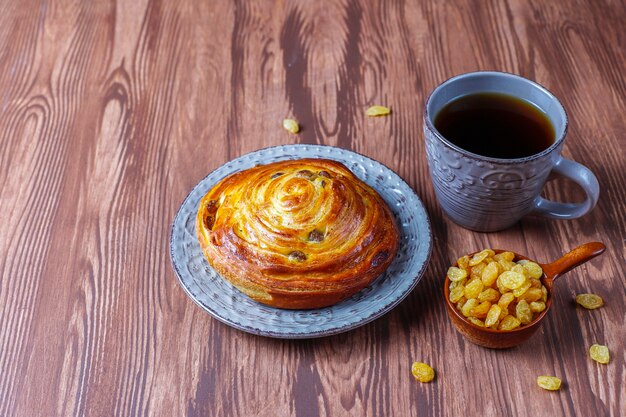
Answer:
448;249;547;330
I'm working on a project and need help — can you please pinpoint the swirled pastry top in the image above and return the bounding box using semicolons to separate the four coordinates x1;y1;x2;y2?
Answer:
196;158;399;309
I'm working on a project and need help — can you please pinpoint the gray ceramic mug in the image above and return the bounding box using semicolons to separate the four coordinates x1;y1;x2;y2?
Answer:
424;71;599;232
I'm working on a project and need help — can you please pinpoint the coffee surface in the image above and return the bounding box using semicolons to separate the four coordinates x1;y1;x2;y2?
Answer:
434;92;555;159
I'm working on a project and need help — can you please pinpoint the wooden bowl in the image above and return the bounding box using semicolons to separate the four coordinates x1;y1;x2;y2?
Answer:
443;242;605;349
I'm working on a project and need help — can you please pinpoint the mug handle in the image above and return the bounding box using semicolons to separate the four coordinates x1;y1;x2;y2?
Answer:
532;156;600;219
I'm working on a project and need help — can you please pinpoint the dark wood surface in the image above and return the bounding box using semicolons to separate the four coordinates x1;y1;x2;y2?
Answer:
1;1;624;416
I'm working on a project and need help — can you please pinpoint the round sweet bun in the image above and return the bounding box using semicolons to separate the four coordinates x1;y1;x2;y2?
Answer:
196;158;399;309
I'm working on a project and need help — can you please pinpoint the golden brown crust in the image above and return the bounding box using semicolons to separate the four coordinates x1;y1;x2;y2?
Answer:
196;158;399;309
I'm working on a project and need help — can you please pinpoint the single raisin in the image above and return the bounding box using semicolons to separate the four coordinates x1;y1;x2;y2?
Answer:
589;344;610;364
469;249;494;266
461;299;478;317
499;271;527;290
203;214;215;230
485;304;501;327
498;315;521;330
206;199;218;213
283;118;300;134
477;288;500;303
522;261;543;279
296;170;315;179
470;301;491;319
464;278;484;300
371;251;389;267
411;362;435;383
536;376;561;391
457;255;470;272
447;266;468;282
366;105;391;117
449;286;465;303
288;251;307;262
468;317;485;327
493;251;515;262
308;230;324;242
515;300;533;325
575;293;604;309
481;261;499;287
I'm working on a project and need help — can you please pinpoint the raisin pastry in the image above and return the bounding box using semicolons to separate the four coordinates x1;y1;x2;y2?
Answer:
196;158;399;309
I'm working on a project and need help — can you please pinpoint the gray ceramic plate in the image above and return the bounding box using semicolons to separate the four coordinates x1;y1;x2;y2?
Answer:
170;144;432;338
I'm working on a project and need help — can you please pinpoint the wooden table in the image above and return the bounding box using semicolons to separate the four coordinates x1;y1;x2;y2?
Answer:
1;1;624;416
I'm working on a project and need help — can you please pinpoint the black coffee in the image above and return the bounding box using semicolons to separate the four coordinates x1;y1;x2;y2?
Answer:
433;92;555;159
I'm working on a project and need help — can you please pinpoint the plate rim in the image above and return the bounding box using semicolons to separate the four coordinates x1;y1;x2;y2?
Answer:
169;144;433;338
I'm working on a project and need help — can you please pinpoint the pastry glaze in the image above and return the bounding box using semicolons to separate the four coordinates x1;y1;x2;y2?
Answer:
196;158;399;309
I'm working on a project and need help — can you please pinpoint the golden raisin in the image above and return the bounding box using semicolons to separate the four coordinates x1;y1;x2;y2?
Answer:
522;261;544;279
512;281;532;298
515;300;533;325
478;288;500;303
485;304;502;328
589;344;610;364
481;262;499;287
464;279;484;300
496;278;511;294
449;279;465;290
468;317;485;327
541;285;548;302
470;262;487;280
575;293;604;310
461;298;478;317
411;362;435;383
449;285;465;303
366;105;391;117
498;259;516;272
529;301;546;313
469;249;493;266
498;315;521;331
511;264;529;278
457;255;470;272
494;251;515;262
536;376;561;391
498;292;515;310
519;288;543;303
470;301;492;319
499;271;527;290
282;118;300;134
447;266;468;282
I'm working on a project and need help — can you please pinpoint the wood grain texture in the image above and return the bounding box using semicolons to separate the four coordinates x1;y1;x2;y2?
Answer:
0;0;624;416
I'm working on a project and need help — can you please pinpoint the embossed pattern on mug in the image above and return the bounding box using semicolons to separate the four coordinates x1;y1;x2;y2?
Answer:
424;127;560;231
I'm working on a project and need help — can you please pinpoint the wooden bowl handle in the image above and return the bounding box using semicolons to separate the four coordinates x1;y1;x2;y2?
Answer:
542;242;606;287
